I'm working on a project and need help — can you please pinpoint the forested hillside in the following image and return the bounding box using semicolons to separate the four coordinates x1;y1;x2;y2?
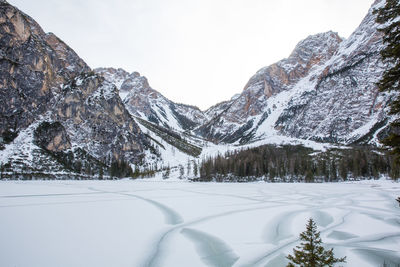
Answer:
198;145;399;182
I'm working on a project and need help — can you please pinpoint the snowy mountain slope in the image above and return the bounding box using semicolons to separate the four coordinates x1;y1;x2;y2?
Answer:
95;68;206;132
0;1;148;175
196;0;390;147
0;0;89;138
274;0;389;144
134;117;203;170
195;31;343;143
0;0;395;176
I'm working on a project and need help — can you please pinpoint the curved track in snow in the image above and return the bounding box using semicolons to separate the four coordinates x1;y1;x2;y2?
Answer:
0;180;399;267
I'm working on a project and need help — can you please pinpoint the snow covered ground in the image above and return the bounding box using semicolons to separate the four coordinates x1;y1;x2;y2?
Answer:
0;179;399;267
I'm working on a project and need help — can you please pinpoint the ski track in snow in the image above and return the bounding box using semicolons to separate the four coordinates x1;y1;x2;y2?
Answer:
67;182;400;266
180;227;240;267
143;203;288;267
0;180;399;267
87;187;184;225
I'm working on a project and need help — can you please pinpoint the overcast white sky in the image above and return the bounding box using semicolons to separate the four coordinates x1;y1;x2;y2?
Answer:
9;0;373;110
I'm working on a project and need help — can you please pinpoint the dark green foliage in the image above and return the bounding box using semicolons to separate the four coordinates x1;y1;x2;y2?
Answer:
381;261;400;267
42;148;106;177
109;158;133;178
2;128;19;144
352;119;389;144
374;0;400;162
287;218;346;267
144;133;165;150
136;117;202;157
222;119;254;144
32;121;105;178
133;167;156;179
99;166;104;180
163;166;170;179
198;145;398;182
169;103;198;130
193;160;198;177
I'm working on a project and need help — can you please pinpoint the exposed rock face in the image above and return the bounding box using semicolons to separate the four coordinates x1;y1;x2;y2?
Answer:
0;0;393;176
275;0;388;144
0;1;147;174
196;0;390;145
53;72;146;162
34;121;71;152
0;0;89;138
196;31;343;143
96;67;206;131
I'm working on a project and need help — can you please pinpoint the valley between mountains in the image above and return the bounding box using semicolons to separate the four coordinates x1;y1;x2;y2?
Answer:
1;1;400;267
0;0;398;181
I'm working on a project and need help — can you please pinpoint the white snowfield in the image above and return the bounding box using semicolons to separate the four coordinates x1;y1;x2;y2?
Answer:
0;179;399;267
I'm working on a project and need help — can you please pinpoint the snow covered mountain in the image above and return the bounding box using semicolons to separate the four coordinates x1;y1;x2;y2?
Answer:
196;31;343;143
0;0;394;177
95;68;206;132
0;1;147;177
196;0;390;146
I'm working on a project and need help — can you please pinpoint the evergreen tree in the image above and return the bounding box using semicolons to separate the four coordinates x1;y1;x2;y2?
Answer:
99;166;103;180
110;161;118;178
287;218;346;267
163;165;170;179
187;159;191;176
179;164;185;179
374;1;400;162
193;160;198;177
305;168;314;183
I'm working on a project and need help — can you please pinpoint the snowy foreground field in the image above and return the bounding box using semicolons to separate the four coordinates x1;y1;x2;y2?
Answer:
0;180;399;267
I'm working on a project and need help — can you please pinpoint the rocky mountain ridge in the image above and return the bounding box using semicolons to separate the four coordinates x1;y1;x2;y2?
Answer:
0;0;147;177
0;0;394;178
195;0;390;145
195;31;344;143
95;67;206;133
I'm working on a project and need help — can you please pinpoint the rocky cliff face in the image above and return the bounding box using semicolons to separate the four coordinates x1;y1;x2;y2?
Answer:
196;31;343;143
51;72;146;163
0;1;147;176
0;0;393;177
0;0;89;138
96;67;206;132
275;0;388;144
196;0;389;145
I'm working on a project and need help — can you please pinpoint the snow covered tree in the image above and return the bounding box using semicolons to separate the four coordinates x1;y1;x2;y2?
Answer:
162;165;170;179
287;218;346;267
374;0;400;162
179;164;185;179
193;160;198;177
187;159;191;176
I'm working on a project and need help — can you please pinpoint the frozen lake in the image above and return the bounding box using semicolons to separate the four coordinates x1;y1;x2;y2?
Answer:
0;180;399;267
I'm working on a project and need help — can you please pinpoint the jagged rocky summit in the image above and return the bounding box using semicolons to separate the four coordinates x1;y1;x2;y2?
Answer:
0;0;394;177
195;0;390;145
95;67;206;132
0;0;147;177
